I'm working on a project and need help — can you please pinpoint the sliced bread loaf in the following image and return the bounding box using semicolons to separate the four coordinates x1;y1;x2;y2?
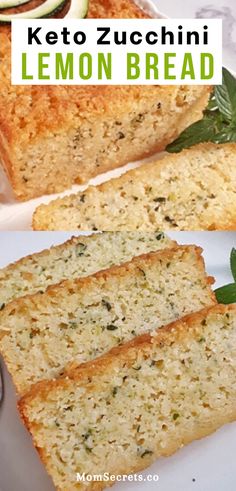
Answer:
0;232;175;307
33;143;236;231
19;304;236;491
0;0;210;201
0;246;215;394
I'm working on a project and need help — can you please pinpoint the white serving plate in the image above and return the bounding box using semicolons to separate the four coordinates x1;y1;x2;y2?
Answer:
0;231;236;491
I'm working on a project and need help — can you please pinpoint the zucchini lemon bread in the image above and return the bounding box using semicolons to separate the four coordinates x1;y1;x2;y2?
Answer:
19;304;236;491
0;0;210;201
0;232;175;307
33;143;236;231
0;246;215;394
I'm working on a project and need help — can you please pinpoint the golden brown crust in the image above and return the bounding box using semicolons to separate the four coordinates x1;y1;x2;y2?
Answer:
0;245;215;328
0;0;148;148
0;0;149;193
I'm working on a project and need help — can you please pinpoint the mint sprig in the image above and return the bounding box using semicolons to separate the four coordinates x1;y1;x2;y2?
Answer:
215;248;236;304
215;68;236;123
166;67;236;153
230;248;236;282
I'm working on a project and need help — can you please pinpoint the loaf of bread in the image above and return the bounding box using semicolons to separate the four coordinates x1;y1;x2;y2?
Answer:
33;143;236;231
19;304;236;491
0;232;175;307
0;246;215;394
0;0;210;201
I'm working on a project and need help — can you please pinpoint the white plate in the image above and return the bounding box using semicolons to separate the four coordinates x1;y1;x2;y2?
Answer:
0;231;236;491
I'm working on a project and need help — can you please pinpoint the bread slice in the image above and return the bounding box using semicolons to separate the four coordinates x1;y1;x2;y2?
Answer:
33;143;236;231
0;246;215;394
19;304;236;491
0;232;175;307
0;0;210;201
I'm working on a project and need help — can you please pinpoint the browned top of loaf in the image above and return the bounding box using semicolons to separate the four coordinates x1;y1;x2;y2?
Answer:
19;304;235;405
0;1;210;150
0;0;155;147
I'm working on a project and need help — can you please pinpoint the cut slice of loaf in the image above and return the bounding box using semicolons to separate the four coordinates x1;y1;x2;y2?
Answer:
19;304;236;491
0;232;175;307
0;246;215;394
33;143;236;231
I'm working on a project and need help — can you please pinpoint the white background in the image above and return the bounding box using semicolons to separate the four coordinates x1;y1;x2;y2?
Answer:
151;0;236;72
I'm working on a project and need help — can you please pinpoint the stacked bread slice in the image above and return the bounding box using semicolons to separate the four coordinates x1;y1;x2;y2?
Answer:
0;243;214;394
19;304;236;491
0;232;175;306
0;232;235;491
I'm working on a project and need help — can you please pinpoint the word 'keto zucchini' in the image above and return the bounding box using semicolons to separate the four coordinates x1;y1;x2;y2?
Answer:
0;0;88;22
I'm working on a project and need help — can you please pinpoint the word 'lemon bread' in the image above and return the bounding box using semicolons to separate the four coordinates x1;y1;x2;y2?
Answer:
0;0;210;200
0;246;215;394
19;304;236;491
0;232;175;307
33;143;236;231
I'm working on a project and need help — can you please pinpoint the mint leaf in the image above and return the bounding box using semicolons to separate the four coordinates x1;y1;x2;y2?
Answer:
215;68;236;123
166;67;236;153
211;129;236;143
215;283;236;304
214;248;236;304
206;95;218;111
166;117;216;153
230;248;236;282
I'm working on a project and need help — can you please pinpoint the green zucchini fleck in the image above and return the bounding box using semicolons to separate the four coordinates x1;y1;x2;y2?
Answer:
139;449;153;458
198;337;206;343
102;300;112;311
106;324;118;331
76;243;87;257
112;387;118;397
69;321;78;329
153;197;166;203
82;429;92;440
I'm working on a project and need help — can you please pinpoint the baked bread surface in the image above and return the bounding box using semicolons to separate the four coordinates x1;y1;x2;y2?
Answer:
33;143;236;231
0;231;175;306
19;304;236;491
0;245;215;394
